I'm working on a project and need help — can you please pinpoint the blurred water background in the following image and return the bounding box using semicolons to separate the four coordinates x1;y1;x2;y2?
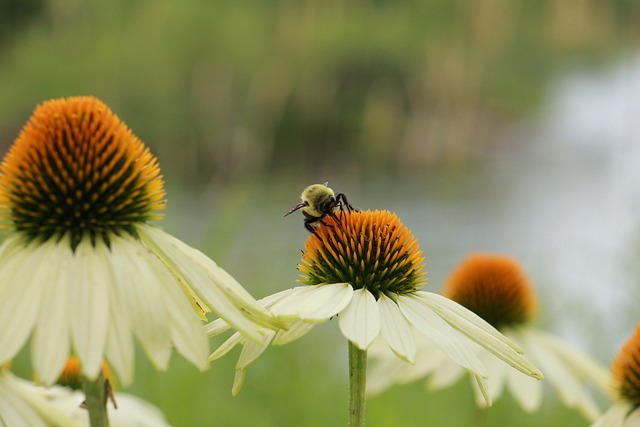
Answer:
2;1;640;425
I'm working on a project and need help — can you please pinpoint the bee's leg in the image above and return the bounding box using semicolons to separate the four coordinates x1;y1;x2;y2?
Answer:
336;193;357;212
304;217;320;234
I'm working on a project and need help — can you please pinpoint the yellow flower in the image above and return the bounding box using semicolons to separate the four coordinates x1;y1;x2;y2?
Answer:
0;97;280;386
591;325;640;426
210;212;542;396
369;253;609;419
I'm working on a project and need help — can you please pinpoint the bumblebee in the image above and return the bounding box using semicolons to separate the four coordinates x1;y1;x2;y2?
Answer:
285;182;355;233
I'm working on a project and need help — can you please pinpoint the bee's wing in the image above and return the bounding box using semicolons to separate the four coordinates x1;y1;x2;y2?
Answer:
284;201;309;217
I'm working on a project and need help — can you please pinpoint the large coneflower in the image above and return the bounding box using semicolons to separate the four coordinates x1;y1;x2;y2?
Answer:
209;211;543;425
0;97;282;389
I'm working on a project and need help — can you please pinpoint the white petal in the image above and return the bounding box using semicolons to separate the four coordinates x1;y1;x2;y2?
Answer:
624;406;640;427
428;357;467;390
69;239;111;380
139;226;282;339
414;292;543;379
209;333;244;362
273;284;353;322
338;289;380;349
162;275;210;371
415;292;522;352
31;240;72;385
524;328;609;391
296;284;354;321
592;402;631;427
108;237;172;374
204;318;232;337
479;348;508;404
4;373;82;426
367;351;413;395
236;332;275;370
104;304;135;386
377;294;416;363
472;374;492;407
397;294;487;377
0;239;49;370
515;328;597;418
505;362;543;412
272;320;316;345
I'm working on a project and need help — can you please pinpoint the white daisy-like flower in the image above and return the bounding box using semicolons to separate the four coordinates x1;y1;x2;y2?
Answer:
0;364;80;427
0;97;282;386
31;356;172;427
209;211;543;397
368;253;610;420
591;325;640;427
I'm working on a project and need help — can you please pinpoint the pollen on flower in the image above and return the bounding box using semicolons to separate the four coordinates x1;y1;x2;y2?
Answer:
0;97;165;250
611;325;640;407
297;209;426;295
442;253;537;329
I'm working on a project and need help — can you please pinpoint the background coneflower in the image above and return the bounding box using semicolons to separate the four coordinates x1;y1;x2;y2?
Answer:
210;211;542;426
592;325;640;426
368;252;609;421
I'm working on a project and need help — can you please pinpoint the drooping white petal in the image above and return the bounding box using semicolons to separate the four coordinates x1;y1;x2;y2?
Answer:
296;284;354;321
272;319;316;345
104;302;135;386
209;333;245;362
591;402;631;427
338;289;380;349
477;347;508;406
236;332;275;371
505;360;544;413
161;272;210;371
107;236;172;375
397;294;487;378
516;328;596;418
367;346;415;395
139;226;282;339
414;292;523;352
31;240;73;385
523;328;609;391
205;318;232;337
0;239;50;374
427;356;467;390
377;293;416;363
414;292;542;379
69;239;110;380
273;284;353;322
624;406;640;427
472;374;492;407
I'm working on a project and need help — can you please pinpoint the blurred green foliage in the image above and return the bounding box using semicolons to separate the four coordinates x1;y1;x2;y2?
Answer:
1;0;638;187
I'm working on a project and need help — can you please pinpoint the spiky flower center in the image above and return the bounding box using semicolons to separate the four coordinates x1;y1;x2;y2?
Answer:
298;210;426;295
612;326;640;407
0;97;165;250
443;253;537;329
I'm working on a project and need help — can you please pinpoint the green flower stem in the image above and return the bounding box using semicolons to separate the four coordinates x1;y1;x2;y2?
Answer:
82;372;109;427
348;341;367;427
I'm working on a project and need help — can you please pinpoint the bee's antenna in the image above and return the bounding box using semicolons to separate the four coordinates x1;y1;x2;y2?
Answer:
284;201;309;217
